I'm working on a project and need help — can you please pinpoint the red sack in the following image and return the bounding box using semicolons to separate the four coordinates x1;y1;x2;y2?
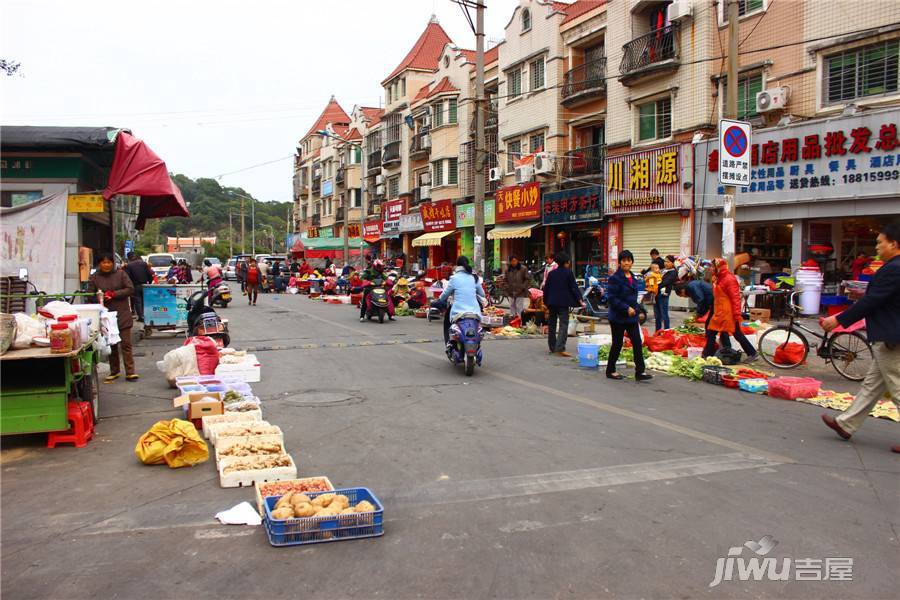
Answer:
657;329;677;339
508;316;522;328
646;336;675;352
673;347;688;357
184;336;220;375
774;342;806;365
686;333;707;348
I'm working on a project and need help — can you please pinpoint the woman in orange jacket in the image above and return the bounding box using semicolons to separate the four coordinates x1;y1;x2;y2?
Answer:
703;258;759;361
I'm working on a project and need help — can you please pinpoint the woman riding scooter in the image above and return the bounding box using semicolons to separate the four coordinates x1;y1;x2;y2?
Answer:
203;259;223;304
435;256;486;346
359;259;395;321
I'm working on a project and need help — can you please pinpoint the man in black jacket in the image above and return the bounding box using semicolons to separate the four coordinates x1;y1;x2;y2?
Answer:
543;251;584;357
123;252;154;322
820;222;900;453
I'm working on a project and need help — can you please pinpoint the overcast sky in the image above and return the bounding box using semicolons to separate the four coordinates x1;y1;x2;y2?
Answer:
1;0;522;203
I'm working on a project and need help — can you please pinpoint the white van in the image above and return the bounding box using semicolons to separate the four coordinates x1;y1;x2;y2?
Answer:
146;253;175;279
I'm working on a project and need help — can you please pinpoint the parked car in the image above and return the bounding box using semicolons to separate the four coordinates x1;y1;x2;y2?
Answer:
207;257;222;267
224;258;238;280
146;253;176;280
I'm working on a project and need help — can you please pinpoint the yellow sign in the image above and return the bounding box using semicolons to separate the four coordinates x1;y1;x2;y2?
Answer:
68;194;106;213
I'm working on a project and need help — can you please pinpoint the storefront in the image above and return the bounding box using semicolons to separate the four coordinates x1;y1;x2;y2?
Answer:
542;185;604;275
489;182;544;270
605;144;691;273
413;199;457;272
399;212;424;271
455;200;496;271
693;108;900;283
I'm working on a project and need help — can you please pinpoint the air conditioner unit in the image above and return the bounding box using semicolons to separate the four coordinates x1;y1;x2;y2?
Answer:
515;165;534;183
375;174;384;185
375;184;385;196
667;0;692;22
421;135;431;149
756;87;790;113
422;115;431;128
534;152;555;175
420;172;432;185
420;185;432;199
489;167;503;182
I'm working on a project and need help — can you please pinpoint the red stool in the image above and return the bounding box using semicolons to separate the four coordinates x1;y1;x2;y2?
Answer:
47;401;94;448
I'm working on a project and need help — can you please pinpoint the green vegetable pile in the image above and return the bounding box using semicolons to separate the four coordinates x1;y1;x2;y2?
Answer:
674;324;704;334
223;390;244;405
668;355;724;380
597;345;649;363
394;305;415;317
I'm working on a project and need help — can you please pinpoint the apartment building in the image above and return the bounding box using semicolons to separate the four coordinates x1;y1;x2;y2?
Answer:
691;0;900;276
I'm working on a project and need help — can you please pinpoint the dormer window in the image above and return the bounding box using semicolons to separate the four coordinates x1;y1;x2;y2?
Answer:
522;8;531;32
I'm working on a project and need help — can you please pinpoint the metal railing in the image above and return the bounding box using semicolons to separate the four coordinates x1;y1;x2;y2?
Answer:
563;58;607;100
565;144;606;177
410;131;431;157
367;150;382;172
382;141;401;165
310;214;321;226
336;167;345;185
311;176;321;193
336;206;345;222
619;23;679;76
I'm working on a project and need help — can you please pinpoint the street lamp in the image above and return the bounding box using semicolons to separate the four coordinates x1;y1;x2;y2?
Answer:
225;189;256;255
317;129;365;267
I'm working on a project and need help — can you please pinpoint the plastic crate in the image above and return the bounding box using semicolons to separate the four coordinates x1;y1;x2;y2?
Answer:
767;376;821;400
263;487;384;546
739;378;768;394
701;365;731;385
255;476;335;515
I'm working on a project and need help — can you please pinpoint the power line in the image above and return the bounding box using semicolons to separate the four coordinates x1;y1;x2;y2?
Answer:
214;155;294;180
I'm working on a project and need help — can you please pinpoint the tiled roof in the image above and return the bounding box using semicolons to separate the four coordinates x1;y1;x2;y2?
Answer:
345;127;363;141
427;76;460;98
461;45;499;67
381;20;453;85
304;97;350;139
413;83;432;102
460;49;476;63
551;1;573;13
560;0;606;24
360;106;384;127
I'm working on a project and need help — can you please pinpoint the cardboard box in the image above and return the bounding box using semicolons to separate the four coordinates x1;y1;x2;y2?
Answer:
189;399;223;419
749;308;771;322
173;390;223;408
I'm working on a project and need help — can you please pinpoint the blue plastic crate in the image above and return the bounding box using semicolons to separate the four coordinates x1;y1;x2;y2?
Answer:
263;487;384;546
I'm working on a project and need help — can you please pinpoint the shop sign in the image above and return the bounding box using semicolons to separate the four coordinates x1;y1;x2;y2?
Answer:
399;212;424;233
695;110;900;207
495;182;541;223
718;119;752;186
322;179;334;196
456;200;496;227
363;220;382;239
605;145;682;214
307;227;319;238
320;227;333;238
67;194;106;213
382;199;404;235
347;224;361;238
421;199;455;232
541;186;603;225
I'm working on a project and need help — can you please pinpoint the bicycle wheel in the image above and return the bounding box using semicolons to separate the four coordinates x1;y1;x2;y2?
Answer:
757;326;809;369
828;331;873;382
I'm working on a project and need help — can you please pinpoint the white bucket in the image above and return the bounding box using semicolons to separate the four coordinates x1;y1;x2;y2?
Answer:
799;283;823;315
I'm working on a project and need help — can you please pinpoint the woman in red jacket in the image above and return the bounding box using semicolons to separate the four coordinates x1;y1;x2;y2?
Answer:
703;258;758;361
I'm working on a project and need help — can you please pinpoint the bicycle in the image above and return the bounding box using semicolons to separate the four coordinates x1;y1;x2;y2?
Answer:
756;291;873;381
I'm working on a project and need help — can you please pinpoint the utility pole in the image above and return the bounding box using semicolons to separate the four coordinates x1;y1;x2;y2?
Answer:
229;210;234;257
473;0;487;275
240;197;246;254
251;194;256;256
723;0;739;267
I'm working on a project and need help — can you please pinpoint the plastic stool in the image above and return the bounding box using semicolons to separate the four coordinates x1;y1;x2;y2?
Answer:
47;401;94;448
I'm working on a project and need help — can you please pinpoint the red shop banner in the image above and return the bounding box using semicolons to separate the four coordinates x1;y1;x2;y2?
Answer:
495;182;541;222
363;220;382;242
382;199;405;222
421;199;455;232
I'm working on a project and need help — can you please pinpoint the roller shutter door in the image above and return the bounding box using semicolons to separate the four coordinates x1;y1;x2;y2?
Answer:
622;214;682;272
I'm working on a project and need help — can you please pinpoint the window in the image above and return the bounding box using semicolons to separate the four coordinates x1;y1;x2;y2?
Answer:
401;77;406;97
388;175;400;199
386;86;391;104
825;40;899;104
637;97;672;141
507;140;521;172
433;101;444;127
448;98;458;124
1;190;42;208
433;160;444;186
522;8;531;31
351;188;362;208
529;133;544;153
508;68;522;99
530;59;545;91
738;0;764;16
448;158;458;185
733;73;763;120
350;146;362;164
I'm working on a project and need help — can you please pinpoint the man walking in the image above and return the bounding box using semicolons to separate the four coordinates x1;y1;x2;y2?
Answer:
820;223;900;453
543;252;583;357
123;252;154;322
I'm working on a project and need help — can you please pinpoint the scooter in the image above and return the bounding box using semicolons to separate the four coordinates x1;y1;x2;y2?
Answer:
209;281;232;308
186;290;231;347
363;279;391;323
580;276;609;321
433;300;483;376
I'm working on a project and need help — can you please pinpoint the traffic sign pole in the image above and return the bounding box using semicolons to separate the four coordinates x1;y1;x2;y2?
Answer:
723;0;740;268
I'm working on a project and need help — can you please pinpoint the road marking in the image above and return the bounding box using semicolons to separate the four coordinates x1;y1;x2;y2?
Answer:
194;528;257;539
389;452;782;506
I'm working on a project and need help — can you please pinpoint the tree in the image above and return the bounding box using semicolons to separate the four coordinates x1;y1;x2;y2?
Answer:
1;59;22;77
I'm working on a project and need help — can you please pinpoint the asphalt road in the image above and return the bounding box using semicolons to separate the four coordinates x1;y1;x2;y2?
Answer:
1;292;897;599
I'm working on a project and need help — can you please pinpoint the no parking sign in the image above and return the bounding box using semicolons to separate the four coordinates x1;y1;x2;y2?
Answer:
718;119;751;186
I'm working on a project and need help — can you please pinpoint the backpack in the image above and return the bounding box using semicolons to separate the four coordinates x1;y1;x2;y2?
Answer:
246;266;260;285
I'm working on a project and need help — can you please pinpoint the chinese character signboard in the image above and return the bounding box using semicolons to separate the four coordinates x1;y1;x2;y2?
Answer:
382;199;404;235
347;224;361;238
322;179;334;196
718;119;752;186
495;182;541;222
399;213;424;233
695;110;900;206
363;220;382;239
541;186;603;225
605;145;682;214
67;194;106;213
456;200;496;227
306;227;319;238
421;199;455;232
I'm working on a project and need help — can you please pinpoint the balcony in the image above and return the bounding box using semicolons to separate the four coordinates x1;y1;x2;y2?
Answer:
336;167;345;186
619;23;680;85
312;176;321;193
367;150;382;174
310;214;321;227
565;144;606;178
367;201;381;218
382;140;401;167
335;206;345;222
410;131;431;160
562;58;607;105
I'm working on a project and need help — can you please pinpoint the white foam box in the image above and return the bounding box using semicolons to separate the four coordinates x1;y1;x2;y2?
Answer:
215;353;261;383
218;454;297;489
211;422;282;447
214;434;286;465
201;411;261;439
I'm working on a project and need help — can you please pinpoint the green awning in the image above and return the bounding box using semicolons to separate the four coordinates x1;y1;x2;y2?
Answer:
300;237;363;249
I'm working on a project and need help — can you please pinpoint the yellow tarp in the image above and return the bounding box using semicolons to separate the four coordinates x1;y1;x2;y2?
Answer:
412;230;456;247
135;419;210;468
487;222;539;240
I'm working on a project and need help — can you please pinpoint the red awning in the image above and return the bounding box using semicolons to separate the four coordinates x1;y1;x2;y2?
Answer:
363;235;381;244
290;238;305;257
102;131;189;229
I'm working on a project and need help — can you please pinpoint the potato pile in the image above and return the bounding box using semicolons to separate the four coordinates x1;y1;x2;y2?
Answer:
270;491;375;520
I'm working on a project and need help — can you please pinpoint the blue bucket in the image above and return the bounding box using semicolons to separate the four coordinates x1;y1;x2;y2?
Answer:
578;343;600;369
